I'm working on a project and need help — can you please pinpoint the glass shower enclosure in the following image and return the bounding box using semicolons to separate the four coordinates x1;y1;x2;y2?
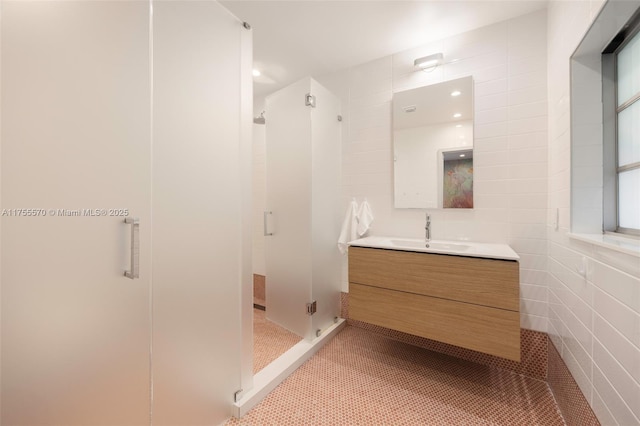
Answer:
0;1;252;424
264;77;342;341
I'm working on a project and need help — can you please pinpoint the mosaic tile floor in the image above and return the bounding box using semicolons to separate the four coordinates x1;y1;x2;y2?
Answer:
253;308;302;373
232;325;565;425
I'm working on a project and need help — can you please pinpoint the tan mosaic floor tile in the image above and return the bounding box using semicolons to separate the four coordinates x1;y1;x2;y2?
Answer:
253;308;301;373
231;326;565;425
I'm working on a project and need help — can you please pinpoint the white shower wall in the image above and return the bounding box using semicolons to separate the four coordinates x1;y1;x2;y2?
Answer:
253;99;267;277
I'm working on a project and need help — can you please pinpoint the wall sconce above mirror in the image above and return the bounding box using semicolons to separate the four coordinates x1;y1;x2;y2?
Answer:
393;76;474;209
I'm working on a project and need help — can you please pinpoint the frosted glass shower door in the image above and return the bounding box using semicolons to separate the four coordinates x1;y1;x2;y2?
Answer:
265;77;341;341
151;2;248;424
310;80;342;336
1;1;249;424
265;79;313;340
1;2;152;424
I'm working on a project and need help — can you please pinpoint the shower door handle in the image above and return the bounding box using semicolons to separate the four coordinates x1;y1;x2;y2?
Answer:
263;211;273;236
124;217;140;279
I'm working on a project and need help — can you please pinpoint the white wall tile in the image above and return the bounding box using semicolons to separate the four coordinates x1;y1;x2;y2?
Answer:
521;298;548;317
509;147;547;164
510;237;547;255
547;319;564;355
508;116;547;135
521;283;548;300
510;223;546;239
509;194;547;210
592;389;617;426
507;9;547;47
476;92;508;111
563;341;593;402
474;150;510;167
594;314;640;385
593;288;640;351
473;194;509;209
590;259;640;313
593;340;640;422
517;253;547;271
473;165;510;181
593;365;640;426
508;131;548;150
521;313;547;332
475;78;508;97
509;163;547;179
475;107;507;125
508;101;547;121
521;268;548;285
475;122;508;139
564;329;593;382
474;136;509;152
509;54;547;77
509;178;547;194
508;85;547;106
508;70;546;91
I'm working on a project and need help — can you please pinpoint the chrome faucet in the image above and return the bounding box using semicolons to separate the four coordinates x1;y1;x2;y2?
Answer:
425;212;431;246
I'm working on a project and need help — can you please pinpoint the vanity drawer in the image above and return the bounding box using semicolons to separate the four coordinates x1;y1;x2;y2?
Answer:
349;283;521;361
349;246;519;311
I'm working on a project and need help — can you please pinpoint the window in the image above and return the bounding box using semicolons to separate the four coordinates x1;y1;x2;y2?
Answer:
614;27;640;235
570;0;640;247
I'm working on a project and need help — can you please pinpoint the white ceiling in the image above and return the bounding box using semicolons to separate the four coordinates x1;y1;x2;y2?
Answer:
222;1;548;99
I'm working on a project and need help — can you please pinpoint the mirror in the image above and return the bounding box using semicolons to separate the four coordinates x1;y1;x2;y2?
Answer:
393;76;474;209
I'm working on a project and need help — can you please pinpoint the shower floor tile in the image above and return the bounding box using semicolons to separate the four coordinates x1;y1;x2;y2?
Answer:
253;308;301;374
232;325;565;425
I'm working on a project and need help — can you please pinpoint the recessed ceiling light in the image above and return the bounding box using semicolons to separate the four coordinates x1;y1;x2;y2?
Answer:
252;69;261;77
455;124;463;128
453;113;462;118
451;90;461;97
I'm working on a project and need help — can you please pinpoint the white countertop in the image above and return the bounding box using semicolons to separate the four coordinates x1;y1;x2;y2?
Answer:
348;236;520;261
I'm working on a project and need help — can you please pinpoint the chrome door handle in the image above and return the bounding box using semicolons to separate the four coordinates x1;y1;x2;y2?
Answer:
263;211;273;236
124;217;140;279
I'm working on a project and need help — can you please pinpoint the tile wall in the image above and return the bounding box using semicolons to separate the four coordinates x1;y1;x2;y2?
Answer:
252;100;267;277
546;1;640;424
318;10;549;333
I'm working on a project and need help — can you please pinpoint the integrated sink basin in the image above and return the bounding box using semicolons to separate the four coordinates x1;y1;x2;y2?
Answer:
349;236;519;261
389;239;470;252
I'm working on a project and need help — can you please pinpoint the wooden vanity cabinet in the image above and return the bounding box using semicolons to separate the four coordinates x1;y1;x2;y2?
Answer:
348;246;521;361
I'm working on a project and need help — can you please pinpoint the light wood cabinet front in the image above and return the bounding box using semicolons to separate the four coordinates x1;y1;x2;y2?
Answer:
349;247;521;361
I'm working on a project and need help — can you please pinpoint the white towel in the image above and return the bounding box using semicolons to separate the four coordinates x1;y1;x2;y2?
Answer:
338;200;359;254
356;200;374;237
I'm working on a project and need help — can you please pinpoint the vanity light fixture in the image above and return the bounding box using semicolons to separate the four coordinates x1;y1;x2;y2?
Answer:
453;113;462;118
414;53;443;72
451;90;461;97
252;69;261;77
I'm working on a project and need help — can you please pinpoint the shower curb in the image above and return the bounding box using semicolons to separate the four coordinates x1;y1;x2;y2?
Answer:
232;318;347;418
